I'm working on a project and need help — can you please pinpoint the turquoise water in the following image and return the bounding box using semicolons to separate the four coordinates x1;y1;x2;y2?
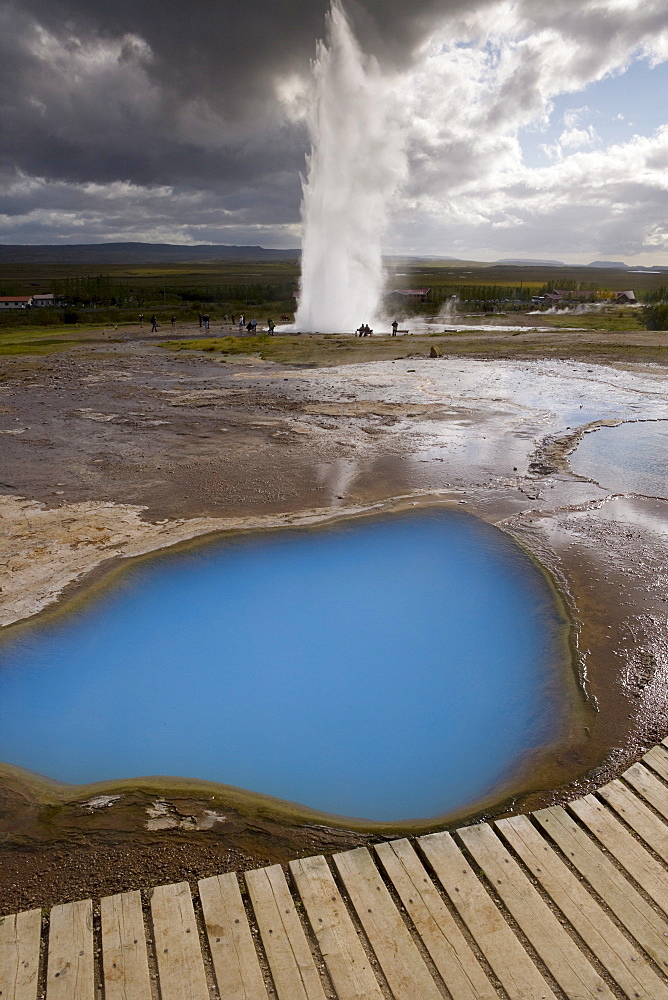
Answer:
0;510;570;821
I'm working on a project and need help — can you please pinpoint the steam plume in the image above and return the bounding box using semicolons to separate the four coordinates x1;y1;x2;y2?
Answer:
294;1;406;333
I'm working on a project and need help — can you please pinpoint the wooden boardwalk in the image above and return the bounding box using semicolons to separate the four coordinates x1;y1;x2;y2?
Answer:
5;742;668;999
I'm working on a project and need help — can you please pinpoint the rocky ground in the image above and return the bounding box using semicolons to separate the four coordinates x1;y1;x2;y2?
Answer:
1;323;667;911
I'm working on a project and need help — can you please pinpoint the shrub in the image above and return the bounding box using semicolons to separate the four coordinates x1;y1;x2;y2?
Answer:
639;303;668;331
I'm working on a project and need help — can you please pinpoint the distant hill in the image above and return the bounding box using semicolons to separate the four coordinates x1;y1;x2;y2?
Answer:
0;242;301;266
587;260;629;269
495;258;566;266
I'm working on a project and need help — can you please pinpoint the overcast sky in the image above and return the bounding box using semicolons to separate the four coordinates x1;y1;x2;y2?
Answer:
1;0;667;263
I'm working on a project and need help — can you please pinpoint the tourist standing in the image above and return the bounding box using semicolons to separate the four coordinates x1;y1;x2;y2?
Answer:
150;314;158;332
267;318;275;335
391;320;398;336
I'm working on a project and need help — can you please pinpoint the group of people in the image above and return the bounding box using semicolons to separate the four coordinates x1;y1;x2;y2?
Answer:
236;315;276;335
357;320;400;337
138;314;398;338
139;313;163;332
138;313;277;334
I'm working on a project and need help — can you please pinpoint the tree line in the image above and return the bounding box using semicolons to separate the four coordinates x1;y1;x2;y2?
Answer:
44;275;297;308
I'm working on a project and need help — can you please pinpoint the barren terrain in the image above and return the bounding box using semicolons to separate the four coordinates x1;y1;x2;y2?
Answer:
1;322;667;911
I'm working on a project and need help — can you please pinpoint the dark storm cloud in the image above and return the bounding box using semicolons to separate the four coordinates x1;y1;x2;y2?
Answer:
0;0;483;246
0;0;470;185
2;0;666;257
10;0;471;98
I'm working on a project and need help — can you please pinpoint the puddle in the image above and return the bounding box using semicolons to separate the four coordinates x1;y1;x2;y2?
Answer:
571;420;668;499
0;509;576;822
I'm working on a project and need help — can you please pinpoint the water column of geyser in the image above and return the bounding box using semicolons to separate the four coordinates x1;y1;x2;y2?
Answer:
294;1;406;334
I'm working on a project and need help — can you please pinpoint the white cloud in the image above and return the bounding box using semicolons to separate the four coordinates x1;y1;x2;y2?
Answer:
558;125;598;149
375;0;668;260
563;107;590;129
0;0;667;261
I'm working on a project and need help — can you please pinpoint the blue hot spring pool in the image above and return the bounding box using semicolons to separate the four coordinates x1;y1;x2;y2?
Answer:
0;510;572;821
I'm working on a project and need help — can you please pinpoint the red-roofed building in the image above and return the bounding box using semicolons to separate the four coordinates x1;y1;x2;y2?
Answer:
389;288;431;303
0;296;32;309
545;289;594;303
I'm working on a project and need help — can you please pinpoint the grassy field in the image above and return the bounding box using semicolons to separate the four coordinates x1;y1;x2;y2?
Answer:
0;247;662;350
385;258;668;298
158;330;668;366
0;322;126;355
1;249;666;295
524;310;644;331
0;307;653;359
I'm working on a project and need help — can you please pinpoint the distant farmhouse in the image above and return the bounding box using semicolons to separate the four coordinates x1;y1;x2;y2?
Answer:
388;288;431;303
0;292;57;309
531;288;637;307
0;295;33;309
531;289;597;306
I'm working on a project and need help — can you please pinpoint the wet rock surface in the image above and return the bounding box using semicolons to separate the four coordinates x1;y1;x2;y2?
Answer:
1;336;667;911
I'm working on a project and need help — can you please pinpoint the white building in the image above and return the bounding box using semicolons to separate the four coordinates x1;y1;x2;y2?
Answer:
0;296;32;309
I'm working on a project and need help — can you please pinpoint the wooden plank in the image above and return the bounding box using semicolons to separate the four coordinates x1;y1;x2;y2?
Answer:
458;823;614;1000
643;746;668;783
599;779;668;860
0;910;41;1000
100;890;152;1000
374;839;498;1000
624;763;668;821
534;806;668;969
198;872;269;1000
419;831;558;1000
569;794;668;915
150;882;209;1000
245;864;326;1000
332;847;442;1000
497;814;668;1000
46;899;94;1000
289;854;384;1000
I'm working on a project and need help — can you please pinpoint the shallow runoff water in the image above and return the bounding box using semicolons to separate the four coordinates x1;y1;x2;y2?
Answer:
571;420;668;499
0;510;572;822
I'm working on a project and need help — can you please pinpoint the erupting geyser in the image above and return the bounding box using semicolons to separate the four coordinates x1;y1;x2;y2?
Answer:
294;1;406;334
